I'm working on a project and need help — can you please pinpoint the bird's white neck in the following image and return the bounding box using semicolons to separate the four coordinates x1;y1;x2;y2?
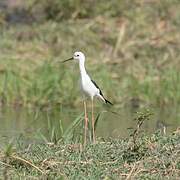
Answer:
79;60;87;77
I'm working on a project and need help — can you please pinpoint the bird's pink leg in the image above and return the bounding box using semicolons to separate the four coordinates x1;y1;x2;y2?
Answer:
83;100;88;146
91;98;96;143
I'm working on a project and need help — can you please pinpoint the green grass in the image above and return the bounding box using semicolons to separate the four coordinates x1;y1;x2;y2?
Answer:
1;109;179;179
0;129;180;179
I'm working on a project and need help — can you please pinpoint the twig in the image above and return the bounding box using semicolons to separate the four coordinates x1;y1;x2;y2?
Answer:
125;163;136;180
113;22;126;57
11;155;44;174
0;160;12;168
134;168;149;177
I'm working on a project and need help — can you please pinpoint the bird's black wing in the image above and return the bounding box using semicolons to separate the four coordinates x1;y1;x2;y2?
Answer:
91;79;103;96
91;79;113;105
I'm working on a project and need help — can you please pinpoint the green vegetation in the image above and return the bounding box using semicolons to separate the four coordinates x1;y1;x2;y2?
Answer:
1;109;179;179
0;0;179;108
0;129;180;179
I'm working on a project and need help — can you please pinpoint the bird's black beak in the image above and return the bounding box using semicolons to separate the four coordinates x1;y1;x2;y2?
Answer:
62;57;74;63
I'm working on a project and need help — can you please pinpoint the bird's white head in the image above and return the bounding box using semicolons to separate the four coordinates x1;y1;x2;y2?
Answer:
62;51;85;63
73;51;85;62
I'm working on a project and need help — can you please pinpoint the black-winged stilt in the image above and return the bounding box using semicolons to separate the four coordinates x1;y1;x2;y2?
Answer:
63;51;113;145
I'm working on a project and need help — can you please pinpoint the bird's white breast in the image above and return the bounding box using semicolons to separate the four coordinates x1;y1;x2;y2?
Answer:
80;74;99;98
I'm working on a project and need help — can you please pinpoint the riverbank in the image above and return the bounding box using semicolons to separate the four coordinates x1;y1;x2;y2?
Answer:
0;129;179;179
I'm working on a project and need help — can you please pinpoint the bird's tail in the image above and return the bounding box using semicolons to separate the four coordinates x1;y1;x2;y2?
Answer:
105;99;113;105
98;94;113;105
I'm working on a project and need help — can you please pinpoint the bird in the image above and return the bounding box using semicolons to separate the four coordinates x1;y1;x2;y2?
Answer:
62;51;113;145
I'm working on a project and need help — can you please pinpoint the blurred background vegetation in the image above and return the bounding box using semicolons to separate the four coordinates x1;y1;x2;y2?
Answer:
0;0;180;108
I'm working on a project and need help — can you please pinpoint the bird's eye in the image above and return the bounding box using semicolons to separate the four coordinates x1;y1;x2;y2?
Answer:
77;55;79;57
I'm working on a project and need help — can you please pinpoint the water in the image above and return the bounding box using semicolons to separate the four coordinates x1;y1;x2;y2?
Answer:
0;105;179;144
